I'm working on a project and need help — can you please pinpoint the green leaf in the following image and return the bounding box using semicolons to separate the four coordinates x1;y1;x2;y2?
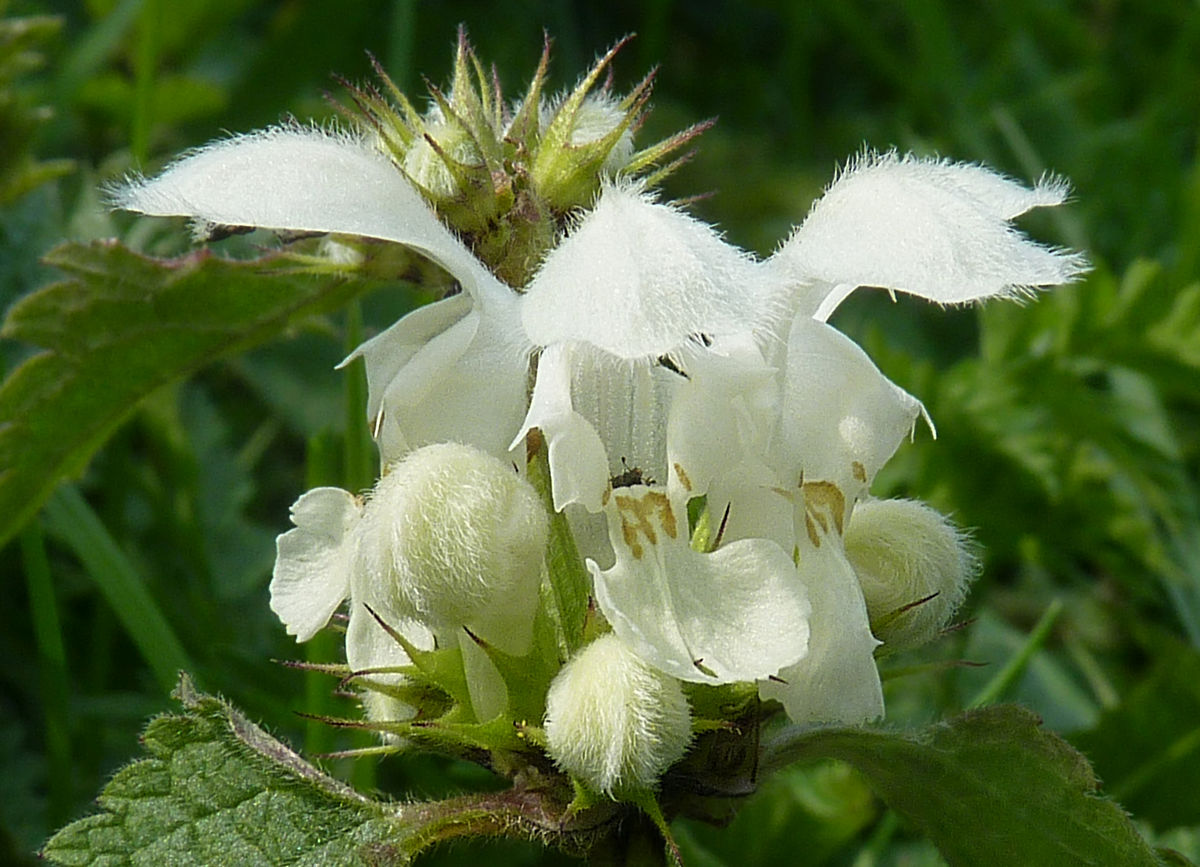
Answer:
0;240;383;549
42;674;626;864
1072;639;1200;832
764;704;1162;867
42;483;193;691
41;673;408;866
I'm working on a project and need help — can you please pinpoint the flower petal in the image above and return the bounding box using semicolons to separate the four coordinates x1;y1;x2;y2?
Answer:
776;317;923;514
350;298;530;464
759;530;883;725
916;159;1072;220
345;598;434;680
772;150;1088;315
115;126;508;304
591;485;810;684
514;343;611;511
521;184;779;359
666;333;778;505
341;293;473;428
269;487;361;642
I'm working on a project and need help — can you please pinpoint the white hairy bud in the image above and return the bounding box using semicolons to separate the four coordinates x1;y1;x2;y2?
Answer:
356;442;548;656
544;634;692;795
844;498;977;651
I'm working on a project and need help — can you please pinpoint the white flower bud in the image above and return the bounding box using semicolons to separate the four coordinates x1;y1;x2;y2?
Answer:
544;634;692;795
565;93;636;171
400;113;484;198
844;498;977;651
359;689;415;745
355;442;548;656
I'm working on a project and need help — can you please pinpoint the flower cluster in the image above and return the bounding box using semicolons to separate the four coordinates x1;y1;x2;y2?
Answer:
115;36;1084;800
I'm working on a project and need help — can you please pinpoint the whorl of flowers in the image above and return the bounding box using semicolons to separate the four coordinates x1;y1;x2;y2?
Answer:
114;31;1086;804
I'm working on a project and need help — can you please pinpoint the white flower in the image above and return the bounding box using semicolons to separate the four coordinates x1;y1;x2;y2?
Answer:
668;153;1086;724
701;318;926;725
115;125;532;463
122;120;1085;737
770;150;1089;321
269;483;429;725
516;182;785;513
269;443;548;722
590;483;811;684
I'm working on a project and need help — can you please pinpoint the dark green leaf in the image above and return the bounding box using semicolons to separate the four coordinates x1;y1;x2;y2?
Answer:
764;704;1162;867
0;240;382;549
1072;640;1200;832
40;674;408;866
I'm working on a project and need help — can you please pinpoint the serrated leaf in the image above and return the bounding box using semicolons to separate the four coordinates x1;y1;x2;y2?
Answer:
765;704;1162;866
41;674;408;866
0;240;384;549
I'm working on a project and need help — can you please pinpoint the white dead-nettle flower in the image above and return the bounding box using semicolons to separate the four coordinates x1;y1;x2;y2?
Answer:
114;126;531;463
269;442;548;723
516;182;786;514
590;482;811;685
544;634;692;795
770;150;1088;321
669;154;1086;725
662;316;923;725
119;124;1085;736
844;498;978;651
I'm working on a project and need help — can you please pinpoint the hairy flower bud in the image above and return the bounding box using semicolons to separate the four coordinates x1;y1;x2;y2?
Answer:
844;498;977;651
544;634;692;795
401;113;485;200
356;442;548;656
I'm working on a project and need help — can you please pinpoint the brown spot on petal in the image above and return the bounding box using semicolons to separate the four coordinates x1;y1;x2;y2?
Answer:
852;461;867;483
805;512;821;548
802;480;846;536
652;491;678;539
673;463;693;493
615;489;678;557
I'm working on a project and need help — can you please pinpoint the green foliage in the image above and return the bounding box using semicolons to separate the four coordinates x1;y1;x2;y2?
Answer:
42;679;1173;867
1073;636;1200;834
3;1;1200;864
0;240;383;549
41;675;409;867
767;705;1166;867
0;8;73;203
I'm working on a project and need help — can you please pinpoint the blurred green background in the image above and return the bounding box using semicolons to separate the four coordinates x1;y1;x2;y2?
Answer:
3;1;1199;864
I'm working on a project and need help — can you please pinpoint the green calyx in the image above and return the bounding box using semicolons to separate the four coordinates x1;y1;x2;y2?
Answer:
337;28;710;287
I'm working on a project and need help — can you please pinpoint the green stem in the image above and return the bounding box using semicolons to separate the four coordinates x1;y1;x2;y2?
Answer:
42;484;192;691
386;0;418;94
131;0;160;166
21;522;73;824
342;301;376;493
525;430;590;654
395;785;620;862
968;599;1064;709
